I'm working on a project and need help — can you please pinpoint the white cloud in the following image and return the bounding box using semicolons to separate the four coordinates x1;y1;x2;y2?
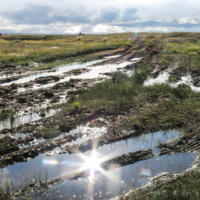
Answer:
93;24;124;33
1;1;200;33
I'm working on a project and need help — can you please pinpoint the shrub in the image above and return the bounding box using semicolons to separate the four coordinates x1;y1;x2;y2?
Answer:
41;127;59;139
112;71;130;83
72;102;80;109
59;124;70;132
168;76;177;82
131;70;148;84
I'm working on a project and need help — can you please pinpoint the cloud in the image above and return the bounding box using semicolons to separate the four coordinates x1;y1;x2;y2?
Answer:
1;2;200;34
99;6;120;22
122;8;138;22
4;4;53;24
3;4;91;25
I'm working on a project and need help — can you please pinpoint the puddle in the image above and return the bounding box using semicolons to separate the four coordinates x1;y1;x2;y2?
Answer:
103;55;121;59
17;61;133;92
144;64;178;86
1;59;106;87
51;153;195;200
144;71;170;86
4;130;196;199
20;138;46;149
13;133;26;139
143;63;200;93
47;126;107;155
131;57;142;62
55;125;107;140
0;109;59;131
171;75;200;92
3;131;180;183
0;71;29;79
144;72;200;93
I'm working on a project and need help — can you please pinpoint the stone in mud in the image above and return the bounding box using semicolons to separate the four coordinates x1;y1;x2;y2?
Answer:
63;68;91;76
0;87;10;95
17;97;27;103
67;89;84;95
10;83;18;90
44;91;54;99
24;82;33;88
35;76;60;84
0;137;19;156
88;119;106;128
59;124;70;133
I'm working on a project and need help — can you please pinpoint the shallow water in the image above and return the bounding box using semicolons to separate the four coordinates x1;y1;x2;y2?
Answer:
103;55;121;59
51;153;195;200
1;60;106;86
17;61;133;92
144;71;170;86
4;131;180;183
0;109;59;131
171;75;200;92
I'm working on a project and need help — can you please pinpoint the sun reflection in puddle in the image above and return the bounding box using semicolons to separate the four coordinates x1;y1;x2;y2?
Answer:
84;151;102;178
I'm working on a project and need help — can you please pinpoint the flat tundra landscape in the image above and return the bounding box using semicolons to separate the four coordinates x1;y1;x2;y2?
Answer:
1;32;200;199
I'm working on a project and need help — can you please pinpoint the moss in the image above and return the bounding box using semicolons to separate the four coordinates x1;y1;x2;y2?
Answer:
0;137;19;156
120;170;200;200
168;76;177;82
59;124;70;133
0;109;15;120
41;127;60;139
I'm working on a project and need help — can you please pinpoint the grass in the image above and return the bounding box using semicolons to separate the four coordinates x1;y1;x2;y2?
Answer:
168;75;177;82
71;70;200;138
2;32;200;199
40;127;60;139
120;170;200;200
0;170;14;200
0;137;19;156
72;101;80;109
0;109;15;120
0;33;134;67
0;168;57;200
76;71;192;109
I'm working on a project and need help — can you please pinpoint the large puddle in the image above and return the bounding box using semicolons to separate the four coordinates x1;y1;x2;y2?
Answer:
50;153;195;200
0;109;59;131
144;67;200;92
3;131;187;182
17;61;133;92
3;130;196;199
1;59;106;87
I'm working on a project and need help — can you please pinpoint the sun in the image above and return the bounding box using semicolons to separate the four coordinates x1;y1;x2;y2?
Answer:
83;151;102;178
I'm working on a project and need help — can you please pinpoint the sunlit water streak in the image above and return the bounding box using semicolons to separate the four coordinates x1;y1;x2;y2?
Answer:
0;109;59;131
0;59;106;86
144;66;200;92
17;61;133;92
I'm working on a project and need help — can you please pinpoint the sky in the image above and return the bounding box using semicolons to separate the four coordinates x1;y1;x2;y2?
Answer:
1;0;200;34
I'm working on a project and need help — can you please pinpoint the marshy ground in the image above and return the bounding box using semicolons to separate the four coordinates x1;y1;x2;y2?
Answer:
1;32;200;199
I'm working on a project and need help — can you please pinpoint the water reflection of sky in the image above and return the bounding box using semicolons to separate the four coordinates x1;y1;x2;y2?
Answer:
4;131;180;182
17;61;133;92
1;59;106;86
0;109;59;131
36;153;196;200
3;130;196;199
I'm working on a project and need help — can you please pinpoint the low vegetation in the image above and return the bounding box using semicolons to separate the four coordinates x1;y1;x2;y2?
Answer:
120;170;200;200
0;33;133;67
76;71;197;137
2;32;200;199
